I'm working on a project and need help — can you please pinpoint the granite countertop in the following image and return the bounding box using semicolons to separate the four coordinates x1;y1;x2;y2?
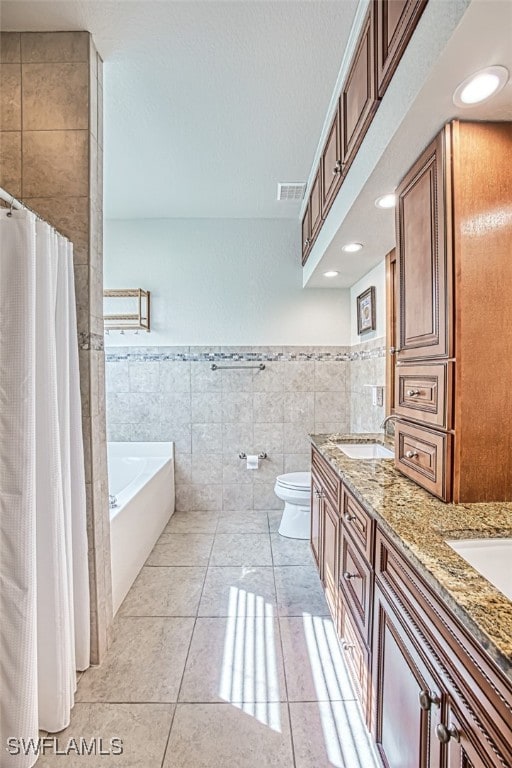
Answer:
310;432;512;681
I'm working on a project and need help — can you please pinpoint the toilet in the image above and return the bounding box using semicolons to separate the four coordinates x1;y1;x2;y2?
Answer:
274;471;312;539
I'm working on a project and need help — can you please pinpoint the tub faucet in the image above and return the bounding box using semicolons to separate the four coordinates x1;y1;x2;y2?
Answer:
380;414;397;437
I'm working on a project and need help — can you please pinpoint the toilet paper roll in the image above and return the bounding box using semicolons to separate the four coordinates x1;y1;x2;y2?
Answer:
246;454;259;470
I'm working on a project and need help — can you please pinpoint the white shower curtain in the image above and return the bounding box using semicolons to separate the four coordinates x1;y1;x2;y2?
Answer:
0;208;90;766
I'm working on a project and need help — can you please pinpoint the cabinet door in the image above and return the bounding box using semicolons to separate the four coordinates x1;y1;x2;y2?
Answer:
375;0;428;98
321;103;343;218
301;201;311;265
321;494;339;618
396;129;452;360
339;526;373;644
310;168;322;242
311;476;322;569
341;7;378;174
372;583;442;768
444;705;501;768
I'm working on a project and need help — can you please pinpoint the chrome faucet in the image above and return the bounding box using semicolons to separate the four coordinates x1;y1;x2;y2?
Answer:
380;414;398;437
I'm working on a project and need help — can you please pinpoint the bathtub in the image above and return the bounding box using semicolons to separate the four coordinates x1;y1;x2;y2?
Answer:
108;442;175;614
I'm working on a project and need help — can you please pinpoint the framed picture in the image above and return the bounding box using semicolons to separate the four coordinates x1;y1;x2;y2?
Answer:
357;286;376;335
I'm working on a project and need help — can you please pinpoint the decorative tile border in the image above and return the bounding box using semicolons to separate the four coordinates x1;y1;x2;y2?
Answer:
104;344;385;363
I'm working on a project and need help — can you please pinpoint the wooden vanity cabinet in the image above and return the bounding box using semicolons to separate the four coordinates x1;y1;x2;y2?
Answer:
375;0;428;98
375;529;512;768
394;121;512;502
310;445;512;766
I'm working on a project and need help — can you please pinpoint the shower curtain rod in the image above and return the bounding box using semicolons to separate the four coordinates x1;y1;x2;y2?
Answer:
0;186;70;239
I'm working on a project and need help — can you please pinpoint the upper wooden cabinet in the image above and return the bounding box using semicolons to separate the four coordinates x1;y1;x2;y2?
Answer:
301;201;311;265
375;0;428;98
301;0;427;266
394;121;512;502
309;167;322;242
395;130;450;361
321;103;343;218
341;7;378;173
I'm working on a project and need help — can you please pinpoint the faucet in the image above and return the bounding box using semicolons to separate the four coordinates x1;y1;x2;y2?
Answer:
380;414;398;437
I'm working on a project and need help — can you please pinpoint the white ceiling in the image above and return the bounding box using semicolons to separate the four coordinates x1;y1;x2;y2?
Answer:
1;0;358;220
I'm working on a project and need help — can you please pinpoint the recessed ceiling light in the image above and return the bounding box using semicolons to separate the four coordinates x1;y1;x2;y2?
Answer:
342;242;363;253
323;270;339;278
375;193;396;209
453;66;509;107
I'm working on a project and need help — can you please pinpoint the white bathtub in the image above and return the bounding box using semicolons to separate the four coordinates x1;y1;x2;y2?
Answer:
108;442;175;615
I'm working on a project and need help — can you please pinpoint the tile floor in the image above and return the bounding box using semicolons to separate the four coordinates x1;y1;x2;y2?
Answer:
38;509;380;767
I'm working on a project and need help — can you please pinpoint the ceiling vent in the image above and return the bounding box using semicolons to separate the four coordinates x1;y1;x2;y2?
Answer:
277;183;306;201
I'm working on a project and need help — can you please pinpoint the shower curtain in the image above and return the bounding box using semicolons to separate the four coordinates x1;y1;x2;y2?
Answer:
0;208;90;767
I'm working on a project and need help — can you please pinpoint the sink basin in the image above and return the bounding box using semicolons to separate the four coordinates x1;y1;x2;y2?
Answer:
446;538;512;600
336;443;394;460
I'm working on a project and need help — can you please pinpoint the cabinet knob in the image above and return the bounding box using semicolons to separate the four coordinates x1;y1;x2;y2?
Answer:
343;571;359;581
418;689;440;711
435;723;460;744
341;640;355;651
405;450;419;459
406;389;421;397
314;489;325;499
332;160;343;175
303;238;310;248
344;512;356;522
389;346;400;355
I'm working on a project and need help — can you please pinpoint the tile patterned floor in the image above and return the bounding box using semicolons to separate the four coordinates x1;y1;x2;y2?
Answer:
38;509;380;767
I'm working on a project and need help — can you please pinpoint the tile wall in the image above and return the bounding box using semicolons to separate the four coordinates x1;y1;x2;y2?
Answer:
0;31;111;662
349;336;386;433
106;347;350;511
106;344;386;511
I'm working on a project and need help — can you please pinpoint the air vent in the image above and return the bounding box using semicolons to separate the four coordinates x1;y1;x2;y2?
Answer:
277;183;306;201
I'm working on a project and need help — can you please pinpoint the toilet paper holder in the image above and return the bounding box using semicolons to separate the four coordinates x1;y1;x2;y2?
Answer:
239;452;268;460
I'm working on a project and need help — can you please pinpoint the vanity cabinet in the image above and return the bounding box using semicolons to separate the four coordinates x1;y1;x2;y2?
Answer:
310;444;512;767
375;0;428;98
372;582;442;768
394;121;512;502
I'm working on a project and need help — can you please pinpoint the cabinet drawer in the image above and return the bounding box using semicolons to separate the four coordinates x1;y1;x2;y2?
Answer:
311;447;341;507
341;484;373;561
338;601;371;723
339;526;373;644
395;420;452;501
395;363;452;429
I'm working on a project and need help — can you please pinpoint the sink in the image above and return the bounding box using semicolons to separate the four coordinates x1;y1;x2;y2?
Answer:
446;538;512;600
336;443;394;460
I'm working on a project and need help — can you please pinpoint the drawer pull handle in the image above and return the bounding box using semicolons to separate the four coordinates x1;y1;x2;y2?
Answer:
314;489;325;499
435;723;460;744
418;690;440;711
406;389;421;397
343;571;359;581
332;160;343;175
405;450;419;459
344;512;356;522
342;641;355;651
304;238;310;248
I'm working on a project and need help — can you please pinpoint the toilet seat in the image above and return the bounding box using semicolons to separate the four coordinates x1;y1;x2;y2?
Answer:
276;472;311;491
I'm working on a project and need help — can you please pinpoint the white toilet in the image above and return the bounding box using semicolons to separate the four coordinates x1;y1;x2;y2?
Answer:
274;471;312;539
